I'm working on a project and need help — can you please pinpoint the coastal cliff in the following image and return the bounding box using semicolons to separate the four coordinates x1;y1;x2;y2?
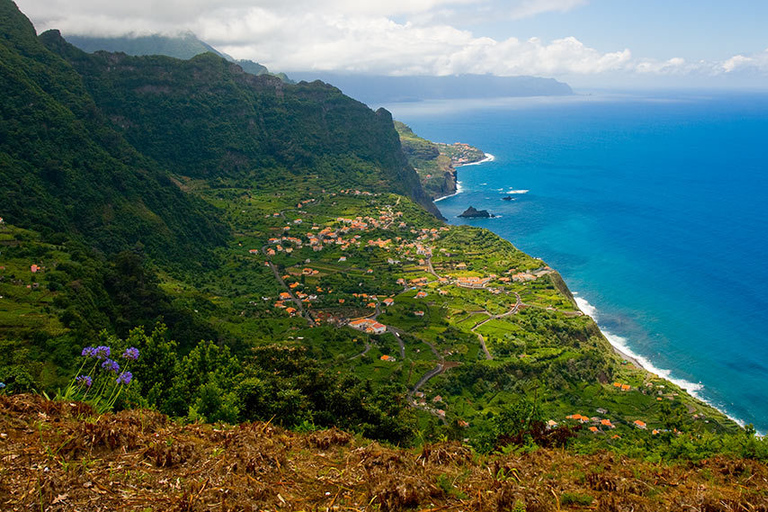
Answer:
395;121;486;200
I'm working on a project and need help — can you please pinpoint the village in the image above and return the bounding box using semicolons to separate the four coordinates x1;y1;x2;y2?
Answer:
218;188;711;438
0;184;727;445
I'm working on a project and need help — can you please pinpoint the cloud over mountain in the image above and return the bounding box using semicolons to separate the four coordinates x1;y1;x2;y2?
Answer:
15;0;768;83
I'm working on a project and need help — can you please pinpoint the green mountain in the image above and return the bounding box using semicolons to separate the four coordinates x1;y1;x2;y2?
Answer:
2;0;765;477
0;1;226;262
64;32;292;83
40;31;438;217
63;32;232;61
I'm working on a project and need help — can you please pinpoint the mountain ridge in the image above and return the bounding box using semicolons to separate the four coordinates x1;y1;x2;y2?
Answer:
289;72;574;105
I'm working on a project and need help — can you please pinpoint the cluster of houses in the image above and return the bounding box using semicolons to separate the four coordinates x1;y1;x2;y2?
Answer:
412;392;449;420
565;413;616;433
563;409;673;436
456;276;492;289
508;267;554;283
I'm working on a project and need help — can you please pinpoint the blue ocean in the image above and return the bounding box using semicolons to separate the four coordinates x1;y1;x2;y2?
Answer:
386;91;768;431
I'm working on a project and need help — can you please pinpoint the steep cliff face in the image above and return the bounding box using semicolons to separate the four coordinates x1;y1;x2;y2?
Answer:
0;2;226;261
41;35;441;216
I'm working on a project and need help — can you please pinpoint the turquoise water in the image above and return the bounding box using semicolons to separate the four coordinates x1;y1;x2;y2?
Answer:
386;91;768;431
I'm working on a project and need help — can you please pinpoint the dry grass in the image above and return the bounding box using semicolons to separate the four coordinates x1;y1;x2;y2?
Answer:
2;394;768;511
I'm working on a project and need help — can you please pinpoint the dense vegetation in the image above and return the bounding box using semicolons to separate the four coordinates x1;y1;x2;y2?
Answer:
2;4;767;499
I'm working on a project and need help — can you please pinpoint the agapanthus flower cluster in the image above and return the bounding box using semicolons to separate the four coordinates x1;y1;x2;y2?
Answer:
101;359;121;373
82;346;111;359
122;347;139;361
65;343;138;411
76;375;92;387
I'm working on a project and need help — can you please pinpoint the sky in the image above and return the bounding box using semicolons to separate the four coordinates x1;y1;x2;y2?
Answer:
15;0;768;88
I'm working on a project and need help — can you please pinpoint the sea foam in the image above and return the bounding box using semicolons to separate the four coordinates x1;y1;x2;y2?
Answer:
574;295;749;428
458;153;495;167
434;180;464;202
575;296;703;393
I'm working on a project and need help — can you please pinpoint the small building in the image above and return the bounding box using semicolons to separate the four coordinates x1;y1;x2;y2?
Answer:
348;318;386;335
414;311;425;317
634;420;647;429
383;298;394;307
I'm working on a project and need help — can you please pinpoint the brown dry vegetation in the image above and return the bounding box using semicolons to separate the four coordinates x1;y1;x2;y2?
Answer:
2;395;768;511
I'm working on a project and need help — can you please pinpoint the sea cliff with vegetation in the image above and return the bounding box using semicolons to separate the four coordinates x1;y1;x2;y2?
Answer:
1;1;767;509
395;121;487;201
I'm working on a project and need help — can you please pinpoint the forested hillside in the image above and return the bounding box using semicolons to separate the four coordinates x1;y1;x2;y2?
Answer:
3;5;768;505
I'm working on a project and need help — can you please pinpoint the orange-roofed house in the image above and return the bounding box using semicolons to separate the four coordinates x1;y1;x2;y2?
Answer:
414;311;425;317
367;302;376;308
368;322;386;335
338;299;345;304
380;354;391;361
621;384;631;391
600;419;614;428
285;307;297;315
612;382;623;388
383;298;394;306
249;249;259;254
279;292;292;300
415;291;428;299
634;420;647;429
589;426;599;433
30;265;39;273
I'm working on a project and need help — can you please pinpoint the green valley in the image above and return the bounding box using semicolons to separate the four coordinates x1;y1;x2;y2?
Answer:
2;3;768;509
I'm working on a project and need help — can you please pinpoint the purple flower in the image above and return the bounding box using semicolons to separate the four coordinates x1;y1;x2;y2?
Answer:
116;372;132;385
75;375;92;387
81;346;95;357
101;359;120;373
122;347;139;361
94;346;111;360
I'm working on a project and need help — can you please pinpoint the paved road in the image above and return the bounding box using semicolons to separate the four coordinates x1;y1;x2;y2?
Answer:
385;325;407;360
263;247;316;326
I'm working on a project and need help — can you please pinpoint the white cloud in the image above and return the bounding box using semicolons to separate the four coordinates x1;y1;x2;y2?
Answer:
721;50;768;74
14;0;768;82
194;10;631;76
509;0;588;20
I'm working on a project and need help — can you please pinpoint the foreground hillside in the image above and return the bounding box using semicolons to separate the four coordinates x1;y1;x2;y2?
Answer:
2;394;767;512
0;0;763;485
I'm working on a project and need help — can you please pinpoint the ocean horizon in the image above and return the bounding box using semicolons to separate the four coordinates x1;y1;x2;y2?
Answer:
386;90;768;431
